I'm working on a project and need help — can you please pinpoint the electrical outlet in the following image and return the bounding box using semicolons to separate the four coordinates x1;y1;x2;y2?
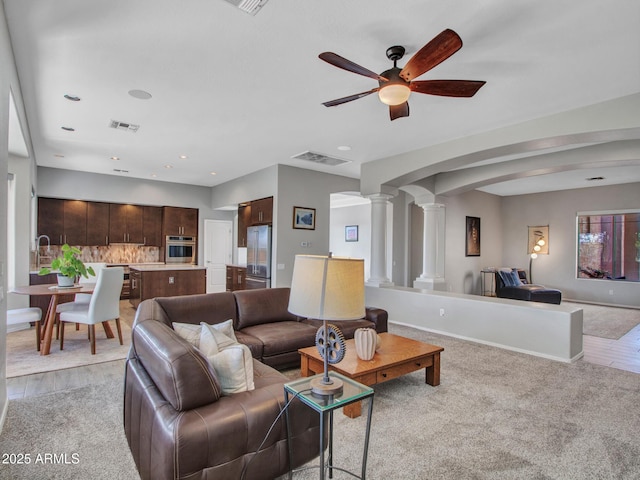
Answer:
169;276;175;284
277;263;285;270
439;308;445;317
609;289;614;295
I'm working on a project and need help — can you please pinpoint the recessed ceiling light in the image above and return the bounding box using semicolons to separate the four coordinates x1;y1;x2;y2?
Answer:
128;89;152;100
179;155;188;159
210;171;217;175
111;156;120;161
151;174;157;178
164;164;173;169
64;94;81;101
337;145;351;151
61;126;75;131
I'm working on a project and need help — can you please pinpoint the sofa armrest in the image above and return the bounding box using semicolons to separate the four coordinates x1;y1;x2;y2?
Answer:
365;307;388;333
131;320;222;411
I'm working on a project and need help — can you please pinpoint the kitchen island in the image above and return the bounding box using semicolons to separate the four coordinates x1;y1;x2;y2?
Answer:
129;264;206;308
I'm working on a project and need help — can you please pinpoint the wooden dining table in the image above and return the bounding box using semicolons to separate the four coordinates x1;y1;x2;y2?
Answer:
11;283;114;355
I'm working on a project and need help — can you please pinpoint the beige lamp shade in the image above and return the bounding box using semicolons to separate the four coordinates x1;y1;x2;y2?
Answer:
288;254;365;320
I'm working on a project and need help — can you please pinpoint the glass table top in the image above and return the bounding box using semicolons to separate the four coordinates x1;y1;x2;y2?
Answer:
285;372;373;412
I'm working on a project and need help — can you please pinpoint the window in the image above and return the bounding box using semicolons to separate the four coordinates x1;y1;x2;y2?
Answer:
577;211;640;282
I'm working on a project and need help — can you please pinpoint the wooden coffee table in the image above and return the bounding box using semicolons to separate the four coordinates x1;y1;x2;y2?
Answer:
299;332;444;418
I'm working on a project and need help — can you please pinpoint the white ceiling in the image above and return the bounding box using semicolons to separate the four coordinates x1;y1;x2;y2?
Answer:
5;0;640;196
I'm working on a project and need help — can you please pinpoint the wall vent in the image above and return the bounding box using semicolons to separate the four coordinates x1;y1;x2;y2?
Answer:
291;150;350;167
109;120;139;133
222;0;268;15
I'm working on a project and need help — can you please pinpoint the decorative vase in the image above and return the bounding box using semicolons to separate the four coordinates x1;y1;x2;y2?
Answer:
57;274;75;288
354;328;377;361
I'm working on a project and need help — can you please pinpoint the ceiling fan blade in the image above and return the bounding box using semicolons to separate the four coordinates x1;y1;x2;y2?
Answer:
319;52;387;81
322;88;379;107
389;102;409;121
399;29;463;82
410;80;486;97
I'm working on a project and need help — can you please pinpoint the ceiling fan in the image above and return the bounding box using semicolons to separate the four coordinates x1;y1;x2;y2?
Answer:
319;29;486;121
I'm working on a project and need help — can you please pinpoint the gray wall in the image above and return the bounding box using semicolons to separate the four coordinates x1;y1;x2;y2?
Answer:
275;165;359;287
501;182;640;307
329;202;372;279
1;2;34;430
7;154;35;309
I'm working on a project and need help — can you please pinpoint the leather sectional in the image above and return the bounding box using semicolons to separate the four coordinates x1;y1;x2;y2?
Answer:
124;287;388;480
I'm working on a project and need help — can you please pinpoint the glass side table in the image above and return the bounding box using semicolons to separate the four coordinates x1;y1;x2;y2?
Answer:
284;372;374;480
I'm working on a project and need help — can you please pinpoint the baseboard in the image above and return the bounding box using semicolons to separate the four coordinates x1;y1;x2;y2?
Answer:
564;298;640;310
390;320;584;364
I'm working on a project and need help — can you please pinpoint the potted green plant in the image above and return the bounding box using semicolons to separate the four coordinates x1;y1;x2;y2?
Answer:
38;244;95;287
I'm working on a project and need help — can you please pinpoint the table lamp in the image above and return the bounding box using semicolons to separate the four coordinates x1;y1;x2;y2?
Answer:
288;254;365;397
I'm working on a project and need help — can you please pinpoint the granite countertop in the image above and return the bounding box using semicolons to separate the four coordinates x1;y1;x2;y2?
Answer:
129;264;206;272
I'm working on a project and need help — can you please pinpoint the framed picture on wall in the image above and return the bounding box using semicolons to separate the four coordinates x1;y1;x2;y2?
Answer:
292;206;316;230
465;216;481;256
345;225;358;242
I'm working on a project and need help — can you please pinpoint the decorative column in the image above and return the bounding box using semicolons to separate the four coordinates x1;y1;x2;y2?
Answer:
366;193;393;287
414;203;446;291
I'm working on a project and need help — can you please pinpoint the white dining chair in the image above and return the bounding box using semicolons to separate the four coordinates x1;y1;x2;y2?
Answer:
55;262;107;337
7;307;43;350
59;266;124;354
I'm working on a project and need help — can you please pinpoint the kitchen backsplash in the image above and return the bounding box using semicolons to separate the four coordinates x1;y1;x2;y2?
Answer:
36;245;161;267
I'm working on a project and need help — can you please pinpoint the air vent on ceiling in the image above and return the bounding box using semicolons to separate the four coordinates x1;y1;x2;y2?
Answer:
109;120;139;133
222;0;268;15
291;151;351;167
586;176;605;181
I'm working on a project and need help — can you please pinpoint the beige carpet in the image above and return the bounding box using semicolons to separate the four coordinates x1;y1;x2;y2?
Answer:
565;301;640;339
2;323;640;480
5;301;136;378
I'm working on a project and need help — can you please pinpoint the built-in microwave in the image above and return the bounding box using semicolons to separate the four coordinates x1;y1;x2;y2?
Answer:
165;236;196;264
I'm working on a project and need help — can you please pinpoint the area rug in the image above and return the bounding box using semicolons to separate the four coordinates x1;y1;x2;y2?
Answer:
5;301;136;378
3;324;639;480
565;301;640;339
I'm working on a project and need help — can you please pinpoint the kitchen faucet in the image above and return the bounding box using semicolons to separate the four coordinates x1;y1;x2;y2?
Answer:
35;234;51;269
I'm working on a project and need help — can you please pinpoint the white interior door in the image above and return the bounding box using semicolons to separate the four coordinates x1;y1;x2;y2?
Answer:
204;220;232;293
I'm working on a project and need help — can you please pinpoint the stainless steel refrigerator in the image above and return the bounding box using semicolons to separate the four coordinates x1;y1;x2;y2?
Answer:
246;225;271;289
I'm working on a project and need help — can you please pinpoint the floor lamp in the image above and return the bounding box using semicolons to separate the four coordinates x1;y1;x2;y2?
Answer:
529;236;546;283
288;254;365;397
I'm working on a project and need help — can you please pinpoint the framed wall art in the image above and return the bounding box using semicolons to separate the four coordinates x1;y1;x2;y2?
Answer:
345;225;359;242
292;206;316;230
528;225;549;255
465;216;481;256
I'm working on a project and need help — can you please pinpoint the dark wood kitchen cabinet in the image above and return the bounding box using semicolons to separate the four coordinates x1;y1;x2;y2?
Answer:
86;201;110;246
226;265;246;291
129;267;206;308
249;197;273;225
163;207;198;237
237;204;251;247
143;206;163;246
109;204;143;243
37;197;87;245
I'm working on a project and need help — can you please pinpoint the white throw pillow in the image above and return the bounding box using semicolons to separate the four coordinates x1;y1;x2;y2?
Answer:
206;344;255;395
199;321;238;356
172;322;201;347
173;319;237;350
199;321;255;394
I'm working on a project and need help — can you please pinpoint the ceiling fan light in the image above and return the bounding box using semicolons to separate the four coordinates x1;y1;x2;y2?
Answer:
378;84;411;106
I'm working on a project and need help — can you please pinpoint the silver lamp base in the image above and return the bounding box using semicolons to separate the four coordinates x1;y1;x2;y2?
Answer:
310;375;344;397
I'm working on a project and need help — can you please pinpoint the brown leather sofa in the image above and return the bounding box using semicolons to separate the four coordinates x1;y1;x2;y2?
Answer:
124;288;388;480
